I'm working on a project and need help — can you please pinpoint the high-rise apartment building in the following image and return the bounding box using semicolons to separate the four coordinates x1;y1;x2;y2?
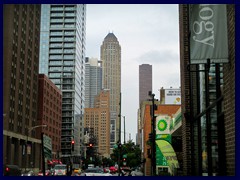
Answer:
139;64;152;104
100;33;121;148
3;4;42;170
85;57;102;108
84;90;111;157
39;4;86;159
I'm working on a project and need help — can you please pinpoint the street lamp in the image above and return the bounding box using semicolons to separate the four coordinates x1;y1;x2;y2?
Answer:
25;124;47;172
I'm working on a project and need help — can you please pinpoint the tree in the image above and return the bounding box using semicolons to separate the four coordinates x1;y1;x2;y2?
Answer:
111;140;142;168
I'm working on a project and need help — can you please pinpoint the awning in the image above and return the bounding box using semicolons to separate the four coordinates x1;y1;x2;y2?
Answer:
156;139;179;171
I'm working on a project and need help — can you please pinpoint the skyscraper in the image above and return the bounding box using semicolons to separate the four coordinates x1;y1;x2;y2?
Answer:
139;64;152;104
39;4;86;159
100;33;121;148
3;4;42;169
84;89;111;157
85;57;102;108
137;64;152;150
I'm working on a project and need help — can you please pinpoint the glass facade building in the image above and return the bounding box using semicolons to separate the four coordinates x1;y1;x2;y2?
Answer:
84;57;102;108
39;4;86;158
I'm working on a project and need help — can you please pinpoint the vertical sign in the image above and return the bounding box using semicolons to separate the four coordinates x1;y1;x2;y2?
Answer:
189;4;228;64
156;115;171;135
43;134;52;160
155;115;171;167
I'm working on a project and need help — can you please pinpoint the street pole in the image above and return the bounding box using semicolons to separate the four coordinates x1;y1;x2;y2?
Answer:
124;116;126;144
121;115;126;144
41;133;45;176
118;93;121;176
149;91;156;176
25;125;47;173
25;131;29;172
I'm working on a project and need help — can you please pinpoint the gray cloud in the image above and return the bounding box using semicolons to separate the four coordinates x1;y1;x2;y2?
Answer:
137;50;179;65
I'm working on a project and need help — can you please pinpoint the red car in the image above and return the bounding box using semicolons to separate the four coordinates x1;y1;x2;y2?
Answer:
37;169;52;176
109;166;118;173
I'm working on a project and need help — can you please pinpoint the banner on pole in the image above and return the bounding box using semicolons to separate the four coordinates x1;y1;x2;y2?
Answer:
189;4;228;64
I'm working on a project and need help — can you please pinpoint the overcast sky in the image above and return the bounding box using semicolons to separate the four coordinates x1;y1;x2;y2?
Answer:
85;4;180;143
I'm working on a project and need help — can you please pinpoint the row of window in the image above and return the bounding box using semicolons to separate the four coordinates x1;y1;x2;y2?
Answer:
51;12;76;17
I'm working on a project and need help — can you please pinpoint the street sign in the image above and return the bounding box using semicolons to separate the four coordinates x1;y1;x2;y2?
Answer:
43;134;52;159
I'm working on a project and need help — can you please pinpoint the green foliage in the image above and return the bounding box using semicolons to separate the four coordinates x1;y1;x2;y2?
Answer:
111;140;142;168
102;157;114;167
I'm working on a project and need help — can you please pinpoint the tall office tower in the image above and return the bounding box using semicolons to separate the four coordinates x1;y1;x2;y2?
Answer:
39;5;86;159
101;33;121;148
137;64;152;147
3;4;41;169
84;90;111;157
139;64;152;104
85;57;102;108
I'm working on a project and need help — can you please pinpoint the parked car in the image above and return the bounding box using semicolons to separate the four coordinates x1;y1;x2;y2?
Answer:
3;165;21;176
80;167;112;176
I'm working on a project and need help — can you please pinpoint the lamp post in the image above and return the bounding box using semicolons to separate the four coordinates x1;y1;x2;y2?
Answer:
25;124;47;172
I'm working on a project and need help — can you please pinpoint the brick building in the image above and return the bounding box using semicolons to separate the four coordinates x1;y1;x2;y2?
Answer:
3;4;42;171
37;74;62;160
140;101;180;176
84;89;111;157
179;4;235;176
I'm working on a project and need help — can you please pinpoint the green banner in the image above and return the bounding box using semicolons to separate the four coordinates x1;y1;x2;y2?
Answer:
156;140;179;171
156;145;168;166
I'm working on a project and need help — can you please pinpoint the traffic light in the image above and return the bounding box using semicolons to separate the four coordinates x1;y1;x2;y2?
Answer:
71;140;75;151
89;143;93;148
148;133;153;142
118;143;122;149
123;158;126;162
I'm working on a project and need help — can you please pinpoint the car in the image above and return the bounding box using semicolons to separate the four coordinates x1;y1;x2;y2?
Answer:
88;164;94;168
37;169;52;176
21;170;35;176
80;167;112;176
53;164;67;176
3;165;21;176
130;168;144;176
